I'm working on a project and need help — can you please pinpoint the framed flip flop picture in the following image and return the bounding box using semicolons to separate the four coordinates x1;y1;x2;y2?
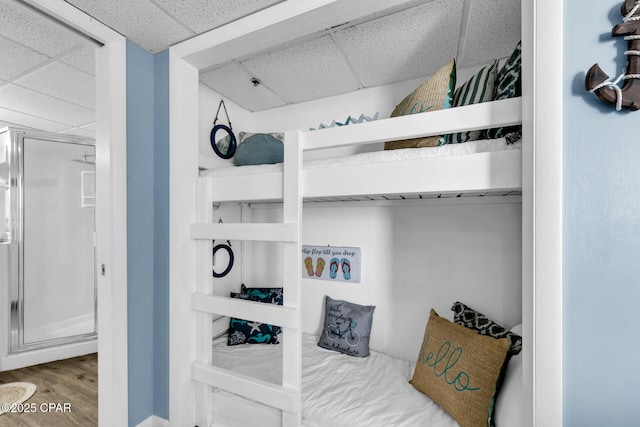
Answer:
301;245;361;283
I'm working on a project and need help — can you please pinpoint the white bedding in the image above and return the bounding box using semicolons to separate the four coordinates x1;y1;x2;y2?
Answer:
211;333;459;427
201;138;520;178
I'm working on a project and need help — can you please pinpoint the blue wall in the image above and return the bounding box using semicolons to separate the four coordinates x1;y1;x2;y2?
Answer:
126;42;170;425
153;49;170;420
564;1;640;425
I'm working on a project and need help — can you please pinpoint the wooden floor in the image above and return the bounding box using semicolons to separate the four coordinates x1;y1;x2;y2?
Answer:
0;353;97;427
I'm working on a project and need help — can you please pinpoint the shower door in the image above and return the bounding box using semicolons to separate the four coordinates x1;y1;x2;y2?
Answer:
9;130;97;353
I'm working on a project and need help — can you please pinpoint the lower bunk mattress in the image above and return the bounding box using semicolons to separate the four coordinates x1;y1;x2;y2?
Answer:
209;333;459;427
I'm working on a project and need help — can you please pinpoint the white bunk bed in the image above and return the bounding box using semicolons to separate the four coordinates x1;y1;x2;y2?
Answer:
199;99;522;203
166;0;571;426
188;96;523;427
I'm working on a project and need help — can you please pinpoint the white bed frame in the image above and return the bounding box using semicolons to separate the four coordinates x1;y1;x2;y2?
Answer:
169;1;564;426
204;99;522;203
188;98;521;427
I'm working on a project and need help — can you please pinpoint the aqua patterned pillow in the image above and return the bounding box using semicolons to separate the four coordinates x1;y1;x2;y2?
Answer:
227;292;282;346
241;284;283;305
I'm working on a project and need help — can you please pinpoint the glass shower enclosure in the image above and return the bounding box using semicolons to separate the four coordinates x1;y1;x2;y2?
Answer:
0;127;97;370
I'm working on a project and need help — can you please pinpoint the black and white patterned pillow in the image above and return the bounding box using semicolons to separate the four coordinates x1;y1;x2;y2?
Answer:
451;301;522;355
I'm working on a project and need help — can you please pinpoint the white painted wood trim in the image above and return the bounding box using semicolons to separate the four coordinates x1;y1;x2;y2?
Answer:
522;1;563;426
195;178;214;427
302;98;521;150
135;415;170;427
95;37;129;427
169;50;200;427
281;130;303;427
205;149;521;203
21;2;130;426
191;361;298;412
0;339;97;371
190;222;299;242
191;293;298;328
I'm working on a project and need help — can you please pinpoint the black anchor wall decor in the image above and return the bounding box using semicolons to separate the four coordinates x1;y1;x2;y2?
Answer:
585;0;640;111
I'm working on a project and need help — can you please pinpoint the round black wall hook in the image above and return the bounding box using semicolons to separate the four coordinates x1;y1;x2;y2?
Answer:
212;241;234;278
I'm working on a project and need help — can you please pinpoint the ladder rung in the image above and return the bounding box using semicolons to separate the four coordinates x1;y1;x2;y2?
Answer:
191;361;298;413
191;293;298;329
190;222;298;242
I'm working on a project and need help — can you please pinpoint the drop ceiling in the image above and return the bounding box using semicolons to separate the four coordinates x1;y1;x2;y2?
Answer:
1;0;521;134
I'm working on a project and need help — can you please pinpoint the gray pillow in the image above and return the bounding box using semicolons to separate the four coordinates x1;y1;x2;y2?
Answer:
234;132;284;166
317;296;375;357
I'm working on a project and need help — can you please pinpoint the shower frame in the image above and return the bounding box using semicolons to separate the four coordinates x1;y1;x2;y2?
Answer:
3;127;97;356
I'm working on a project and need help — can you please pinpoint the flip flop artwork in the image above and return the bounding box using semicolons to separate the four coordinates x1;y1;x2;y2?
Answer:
301;245;361;283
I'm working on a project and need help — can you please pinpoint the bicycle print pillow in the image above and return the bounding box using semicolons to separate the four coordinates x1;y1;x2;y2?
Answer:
317;296;375;357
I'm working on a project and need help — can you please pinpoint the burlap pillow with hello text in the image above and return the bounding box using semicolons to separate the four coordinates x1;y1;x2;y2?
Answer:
410;309;510;427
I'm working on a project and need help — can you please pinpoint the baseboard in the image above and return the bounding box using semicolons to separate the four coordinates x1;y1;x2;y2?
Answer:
135;415;169;427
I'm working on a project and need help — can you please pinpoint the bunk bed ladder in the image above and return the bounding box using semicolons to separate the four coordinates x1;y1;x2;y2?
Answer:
191;130;303;427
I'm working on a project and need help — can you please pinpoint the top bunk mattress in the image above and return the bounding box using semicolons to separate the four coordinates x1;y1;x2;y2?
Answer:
211;333;459;427
198;138;522;203
201;137;521;179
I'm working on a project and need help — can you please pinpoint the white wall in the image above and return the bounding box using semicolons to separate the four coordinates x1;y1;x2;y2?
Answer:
242;198;522;362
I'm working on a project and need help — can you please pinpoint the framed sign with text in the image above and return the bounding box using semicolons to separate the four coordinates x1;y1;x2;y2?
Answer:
302;245;361;283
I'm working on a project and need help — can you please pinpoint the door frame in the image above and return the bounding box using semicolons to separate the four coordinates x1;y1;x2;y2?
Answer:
21;1;129;425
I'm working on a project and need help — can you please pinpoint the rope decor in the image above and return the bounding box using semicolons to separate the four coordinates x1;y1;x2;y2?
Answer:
586;0;640;111
210;99;237;158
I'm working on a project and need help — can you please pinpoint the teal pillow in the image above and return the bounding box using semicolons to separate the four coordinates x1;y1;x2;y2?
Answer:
234;132;284;166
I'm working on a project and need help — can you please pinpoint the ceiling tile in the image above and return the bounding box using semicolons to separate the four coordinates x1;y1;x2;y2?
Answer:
0;1;89;56
15;61;95;110
0;107;70;133
0;35;49;80
458;0;521;67
60;46;96;76
200;63;286;112
152;0;284;34
0;84;94;127
242;36;360;104
335;0;464;88
64;0;192;53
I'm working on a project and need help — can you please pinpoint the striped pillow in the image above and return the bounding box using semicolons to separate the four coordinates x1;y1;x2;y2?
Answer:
446;59;499;144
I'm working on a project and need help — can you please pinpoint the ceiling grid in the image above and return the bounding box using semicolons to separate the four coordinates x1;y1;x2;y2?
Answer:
2;0;521;133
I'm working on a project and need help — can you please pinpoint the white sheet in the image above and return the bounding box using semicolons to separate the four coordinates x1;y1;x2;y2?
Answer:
201;138;521;179
211;333;459;427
